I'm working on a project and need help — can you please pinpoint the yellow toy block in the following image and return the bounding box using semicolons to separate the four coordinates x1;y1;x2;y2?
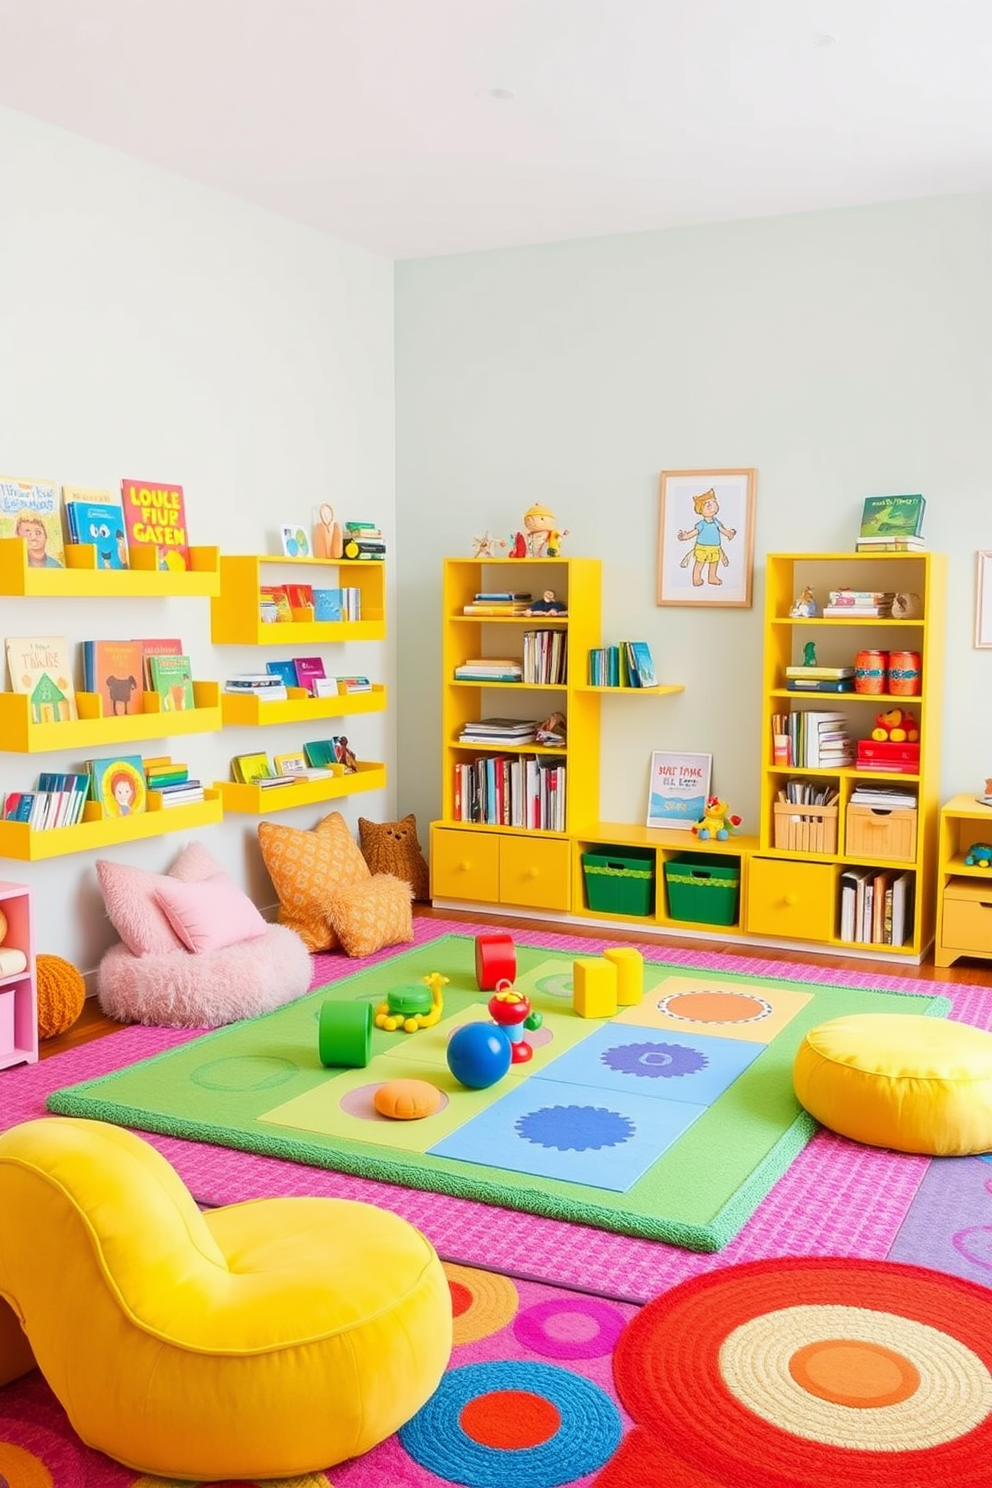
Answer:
604;946;644;1006
572;958;617;1018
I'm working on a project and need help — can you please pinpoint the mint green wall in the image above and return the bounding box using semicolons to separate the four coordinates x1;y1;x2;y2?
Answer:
395;194;992;840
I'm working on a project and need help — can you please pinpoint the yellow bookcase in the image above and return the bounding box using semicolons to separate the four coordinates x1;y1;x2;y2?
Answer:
751;551;946;958
934;795;992;967
0;540;224;860
210;554;388;813
431;557;691;919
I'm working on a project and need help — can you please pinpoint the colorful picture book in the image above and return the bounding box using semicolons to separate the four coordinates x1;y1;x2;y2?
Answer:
273;750;308;775
284;582;314;612
120;478;190;570
646;751;712;831
265;660;299;689
858;494;926;540
62;490;129;568
294;657;327;696
0;477;66;568
134;637;184;688
259;585;293;622
313;588;344;622
231;752;275;785
5;636;77;722
303;739;343;770
81;639;145;717
88;754;147;818
626;641;657;688
148;653;195;711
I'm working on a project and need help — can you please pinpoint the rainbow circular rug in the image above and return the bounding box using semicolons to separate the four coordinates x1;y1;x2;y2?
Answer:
605;1256;992;1487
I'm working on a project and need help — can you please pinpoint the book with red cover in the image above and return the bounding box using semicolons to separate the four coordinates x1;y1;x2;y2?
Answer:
294;656;327;696
120;479;190;571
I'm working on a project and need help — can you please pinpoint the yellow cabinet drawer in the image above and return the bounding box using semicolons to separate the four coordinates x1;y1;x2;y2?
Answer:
430;828;499;903
746;857;836;942
845;806;917;862
942;879;992;954
499;835;571;912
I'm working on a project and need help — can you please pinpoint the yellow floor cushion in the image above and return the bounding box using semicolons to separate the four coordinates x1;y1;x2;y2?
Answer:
794;1013;992;1156
0;1117;452;1480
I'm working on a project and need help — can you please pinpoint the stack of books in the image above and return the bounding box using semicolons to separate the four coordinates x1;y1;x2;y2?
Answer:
452;754;566;829
855;739;921;774
855;494;926;553
463;594;532;616
839;866;913;945
454;658;523;683
771;711;855;769
848;783;918;810
522;628;567;685
231;752;298;787
224;673;288;701
587;641;657;688
144;756;205;807
821;591;895;618
458;717;538;745
342;521;386;559
784;664;855;694
333;674;372;693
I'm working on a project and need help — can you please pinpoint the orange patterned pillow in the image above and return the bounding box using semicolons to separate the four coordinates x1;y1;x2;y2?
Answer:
325;874;414;958
257;811;370;952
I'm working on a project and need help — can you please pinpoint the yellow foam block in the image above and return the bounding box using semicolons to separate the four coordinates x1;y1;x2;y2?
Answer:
603;946;643;1006
573;957;617;1018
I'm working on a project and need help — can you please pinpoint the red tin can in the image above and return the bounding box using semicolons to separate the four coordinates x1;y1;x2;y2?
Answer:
854;649;889;695
887;650;922;696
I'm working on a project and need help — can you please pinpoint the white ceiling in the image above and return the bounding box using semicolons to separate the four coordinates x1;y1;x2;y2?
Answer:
1;0;990;259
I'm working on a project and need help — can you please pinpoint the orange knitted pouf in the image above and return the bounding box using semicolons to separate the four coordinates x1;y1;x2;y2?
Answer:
36;954;86;1040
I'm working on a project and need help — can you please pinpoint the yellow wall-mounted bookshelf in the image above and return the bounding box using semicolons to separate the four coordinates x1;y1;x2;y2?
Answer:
0;538;220;597
0;683;223;753
0;792;223;862
220;684;387;728
210;555;386;645
214;761;386;815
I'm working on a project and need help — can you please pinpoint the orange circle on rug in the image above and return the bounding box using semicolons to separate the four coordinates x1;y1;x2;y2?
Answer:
442;1262;519;1344
788;1338;920;1408
0;1442;53;1488
610;1257;992;1487
660;989;771;1024
460;1389;561;1449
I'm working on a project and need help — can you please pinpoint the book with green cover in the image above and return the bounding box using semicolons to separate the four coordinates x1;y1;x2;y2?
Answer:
858;494;926;540
231;752;273;784
148;653;195;711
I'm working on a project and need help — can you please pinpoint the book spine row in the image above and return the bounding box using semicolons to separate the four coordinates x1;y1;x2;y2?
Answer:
452;755;566;830
522;629;567;685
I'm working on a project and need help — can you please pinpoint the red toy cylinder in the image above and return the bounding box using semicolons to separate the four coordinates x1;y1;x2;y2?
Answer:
475;933;516;990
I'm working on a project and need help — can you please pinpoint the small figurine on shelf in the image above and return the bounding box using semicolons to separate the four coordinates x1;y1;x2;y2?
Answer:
535;711;567;745
964;844;992;868
692;797;742;841
790;586;818;618
526;589;567;615
312;503;343;560
508;530;528;558
472;530;507;558
871;708;919;743
335;736;358;773
522;503;568;558
802;641;818;667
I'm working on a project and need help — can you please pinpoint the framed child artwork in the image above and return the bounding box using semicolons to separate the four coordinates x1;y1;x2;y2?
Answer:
657;468;756;607
646;751;712;831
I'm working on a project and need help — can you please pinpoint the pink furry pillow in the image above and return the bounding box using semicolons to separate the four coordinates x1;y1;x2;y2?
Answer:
154;875;268;954
96;842;225;957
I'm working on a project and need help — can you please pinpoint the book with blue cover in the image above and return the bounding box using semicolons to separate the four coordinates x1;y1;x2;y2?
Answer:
62;492;129;568
313;588;343;622
265;659;299;688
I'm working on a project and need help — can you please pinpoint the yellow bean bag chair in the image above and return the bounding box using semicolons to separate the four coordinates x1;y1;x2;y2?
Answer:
793;1013;992;1156
0;1117;452;1479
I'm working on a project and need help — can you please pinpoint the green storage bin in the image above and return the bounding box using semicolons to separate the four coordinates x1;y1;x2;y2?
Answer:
664;853;740;926
581;846;656;917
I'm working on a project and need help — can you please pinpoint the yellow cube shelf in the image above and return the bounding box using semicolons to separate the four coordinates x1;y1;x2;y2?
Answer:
210;555;386;645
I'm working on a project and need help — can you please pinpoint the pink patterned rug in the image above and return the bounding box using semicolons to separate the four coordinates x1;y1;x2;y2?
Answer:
3;916;985;1302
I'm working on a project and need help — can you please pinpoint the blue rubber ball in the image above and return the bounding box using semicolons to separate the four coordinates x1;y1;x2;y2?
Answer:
446;1023;512;1089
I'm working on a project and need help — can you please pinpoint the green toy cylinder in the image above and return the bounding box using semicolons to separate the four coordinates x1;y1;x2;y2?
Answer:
318;1001;372;1068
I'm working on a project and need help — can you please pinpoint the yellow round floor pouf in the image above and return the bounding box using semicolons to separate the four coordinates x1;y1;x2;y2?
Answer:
794;1013;992;1156
36;955;86;1040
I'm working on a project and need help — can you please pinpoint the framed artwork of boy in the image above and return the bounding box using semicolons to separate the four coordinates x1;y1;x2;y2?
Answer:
657;468;756;608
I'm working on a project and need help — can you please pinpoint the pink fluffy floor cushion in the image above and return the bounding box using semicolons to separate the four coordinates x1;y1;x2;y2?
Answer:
97;924;312;1028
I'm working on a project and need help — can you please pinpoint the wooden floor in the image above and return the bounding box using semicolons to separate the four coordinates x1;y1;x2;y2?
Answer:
39;903;992;1061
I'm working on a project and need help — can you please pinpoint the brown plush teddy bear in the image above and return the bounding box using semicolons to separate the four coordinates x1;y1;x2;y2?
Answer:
358;815;430;902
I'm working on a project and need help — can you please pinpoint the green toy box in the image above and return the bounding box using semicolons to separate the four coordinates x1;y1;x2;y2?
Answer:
581;846;656;917
664;853;740;926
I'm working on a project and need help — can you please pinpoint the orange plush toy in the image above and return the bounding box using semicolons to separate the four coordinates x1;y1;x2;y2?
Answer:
871;707;919;743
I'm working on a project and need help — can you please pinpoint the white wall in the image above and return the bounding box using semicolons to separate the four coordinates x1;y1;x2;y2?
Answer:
0;107;396;976
394;193;992;842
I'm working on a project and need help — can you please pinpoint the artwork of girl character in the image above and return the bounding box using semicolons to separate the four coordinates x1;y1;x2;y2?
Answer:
109;769;138;816
677;488;736;588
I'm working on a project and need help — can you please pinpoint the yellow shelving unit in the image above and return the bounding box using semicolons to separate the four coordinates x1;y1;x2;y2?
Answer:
214;761;387;815
753;551;946;959
210;556;385;645
0;792;223;862
0;538;220;597
934;795;992;967
431;557;686;919
0;683;222;753
211;555;388;813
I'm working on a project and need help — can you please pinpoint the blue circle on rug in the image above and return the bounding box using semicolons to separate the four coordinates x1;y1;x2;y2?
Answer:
601;1040;708;1079
516;1104;635;1151
399;1361;621;1488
